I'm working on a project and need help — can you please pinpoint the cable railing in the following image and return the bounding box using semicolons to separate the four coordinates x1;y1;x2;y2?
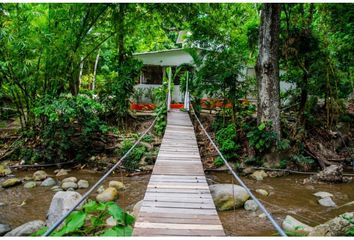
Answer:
190;103;287;237
43;117;157;236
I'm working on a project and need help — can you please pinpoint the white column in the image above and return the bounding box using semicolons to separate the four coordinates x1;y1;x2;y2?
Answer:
184;71;190;111
167;67;172;111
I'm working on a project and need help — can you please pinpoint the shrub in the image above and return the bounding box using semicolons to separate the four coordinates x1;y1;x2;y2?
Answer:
33;94;108;163
246;122;277;155
215;124;240;161
120;139;146;171
32;200;134;236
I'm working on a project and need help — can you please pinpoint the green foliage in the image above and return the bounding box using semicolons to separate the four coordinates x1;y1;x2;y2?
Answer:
32;94;108;163
277;139;290;151
342;214;354;236
32;200;134;236
120;139;146;171
213;157;224;167
215;124;240;161
100;58;143;122
291;154;314;164
153;67;174;136
246;122;277;155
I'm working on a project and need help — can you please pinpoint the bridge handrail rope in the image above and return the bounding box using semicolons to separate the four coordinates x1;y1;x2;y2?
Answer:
43;117;157;236
190;103;287;237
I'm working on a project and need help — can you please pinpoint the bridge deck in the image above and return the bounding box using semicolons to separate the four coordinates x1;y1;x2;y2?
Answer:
133;110;225;236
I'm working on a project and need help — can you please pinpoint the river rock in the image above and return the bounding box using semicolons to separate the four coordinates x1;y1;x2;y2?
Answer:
313;191;333;199
242;167;254;175
1;178;22;188
0;164;12;177
96;187;118;202
33;170;47;181
46;191;83;227
0;224;11;236
51;186;62;192
97;185;105;194
5;220;45;236
109;181;125;191
209;184;250;211
66;187;75;191
318;197;336;207
309;212;354;236
55;169;69;177
24;181;37;189
244;200;258;211
23;176;33;181
62;177;77;183
61;181;78;190
256;189;269;196
132;200;143;218
282;215;313;236
250;170;268;181
78;180;89;189
41;177;56;187
258;213;266;218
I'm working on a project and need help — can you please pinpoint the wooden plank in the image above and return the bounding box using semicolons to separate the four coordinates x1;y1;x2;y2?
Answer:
135;222;223;231
139;206;217;215
142;201;215;209
133;228;225;236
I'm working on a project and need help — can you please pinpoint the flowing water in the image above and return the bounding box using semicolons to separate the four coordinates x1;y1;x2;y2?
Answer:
0;169;353;236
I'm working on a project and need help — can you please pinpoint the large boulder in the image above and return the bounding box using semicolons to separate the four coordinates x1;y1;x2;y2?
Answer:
309;212;354;236
1;178;22;188
282;215;314;236
5;220;45;236
0;224;11;236
33;170;47;181
250;170;268;181
41;177;56;187
209;184;249;211
46;191;82;227
109;181;125;191
96;187;118;202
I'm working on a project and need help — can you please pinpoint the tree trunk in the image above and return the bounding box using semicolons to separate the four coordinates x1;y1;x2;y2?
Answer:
114;3;126;66
92;50;100;91
255;3;281;140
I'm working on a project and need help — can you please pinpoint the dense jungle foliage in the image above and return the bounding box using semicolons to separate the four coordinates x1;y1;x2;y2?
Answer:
0;3;353;171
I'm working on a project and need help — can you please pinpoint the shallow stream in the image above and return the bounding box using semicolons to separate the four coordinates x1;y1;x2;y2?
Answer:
0;169;353;236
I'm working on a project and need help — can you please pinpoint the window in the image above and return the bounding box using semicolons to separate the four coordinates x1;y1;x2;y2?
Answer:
141;65;163;84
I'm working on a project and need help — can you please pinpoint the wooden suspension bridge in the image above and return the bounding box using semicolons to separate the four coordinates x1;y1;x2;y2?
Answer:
133;110;225;236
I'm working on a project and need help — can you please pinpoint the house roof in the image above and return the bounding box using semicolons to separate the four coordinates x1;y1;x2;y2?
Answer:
133;48;203;66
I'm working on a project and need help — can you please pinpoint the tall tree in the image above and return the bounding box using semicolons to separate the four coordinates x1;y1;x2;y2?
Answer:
255;3;281;140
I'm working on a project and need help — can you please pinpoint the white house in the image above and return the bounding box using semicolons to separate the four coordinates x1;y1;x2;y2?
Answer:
132;48;294;104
